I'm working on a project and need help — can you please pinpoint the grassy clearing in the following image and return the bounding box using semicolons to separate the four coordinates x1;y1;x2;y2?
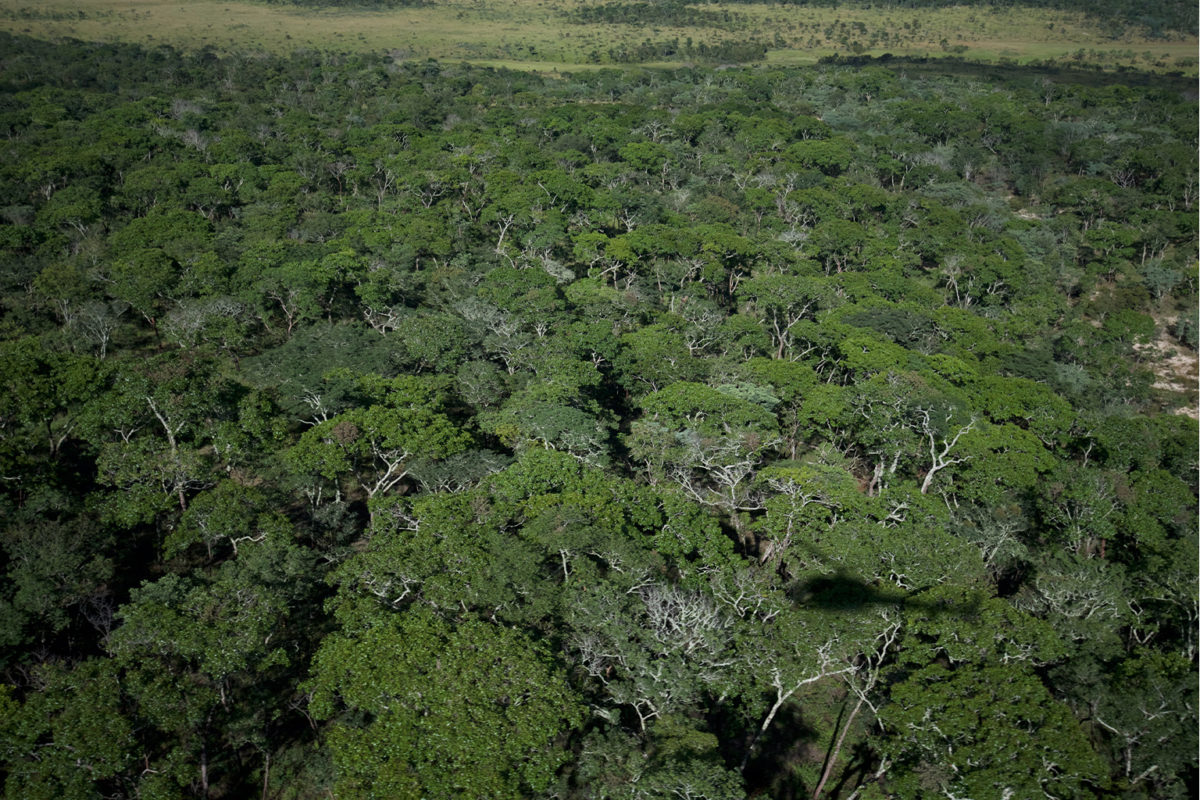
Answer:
0;0;1194;73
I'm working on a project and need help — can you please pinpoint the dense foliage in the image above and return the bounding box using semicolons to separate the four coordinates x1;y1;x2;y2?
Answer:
693;0;1198;37
0;32;1196;800
570;1;750;31
261;0;431;8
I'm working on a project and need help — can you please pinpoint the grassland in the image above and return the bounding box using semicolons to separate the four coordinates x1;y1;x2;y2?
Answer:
0;0;1194;73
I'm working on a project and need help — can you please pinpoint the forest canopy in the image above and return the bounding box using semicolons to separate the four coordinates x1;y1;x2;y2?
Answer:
698;0;1197;36
0;30;1196;800
259;0;1198;38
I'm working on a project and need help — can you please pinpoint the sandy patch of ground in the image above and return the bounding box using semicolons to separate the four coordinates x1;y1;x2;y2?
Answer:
1136;317;1199;418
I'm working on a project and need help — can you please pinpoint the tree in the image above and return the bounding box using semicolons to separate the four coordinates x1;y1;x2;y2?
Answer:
811;620;902;800
308;603;585;800
568;576;741;734
615;324;706;395
104;248;174;335
808;219;866;275
286;398;469;510
343;490;556;626
880;660;1108;799
82;354;222;519
107;209;212;335
846;372;972;497
0;337;103;460
239;322;396;420
68;300;126;359
392;311;472;373
627;382;780;540
0;659;136;800
739;274;834;360
1087;650;1198;799
107;566;294;798
568;715;746;800
900;584;1067;669
736;606;896;775
165;480;271;561
236;246;337;337
753;458;866;571
966;375;1074;450
477;353;615;466
1036;463;1121;557
482;395;614;467
1;515;115;655
947;421;1054;509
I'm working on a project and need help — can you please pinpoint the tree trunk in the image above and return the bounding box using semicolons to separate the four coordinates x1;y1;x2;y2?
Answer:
200;742;210;798
812;692;866;800
740;688;789;773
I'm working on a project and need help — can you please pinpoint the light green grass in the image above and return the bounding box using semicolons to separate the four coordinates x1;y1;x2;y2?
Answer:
0;0;1194;73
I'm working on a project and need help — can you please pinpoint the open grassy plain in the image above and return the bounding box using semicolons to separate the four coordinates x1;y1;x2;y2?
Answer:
0;0;1195;72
